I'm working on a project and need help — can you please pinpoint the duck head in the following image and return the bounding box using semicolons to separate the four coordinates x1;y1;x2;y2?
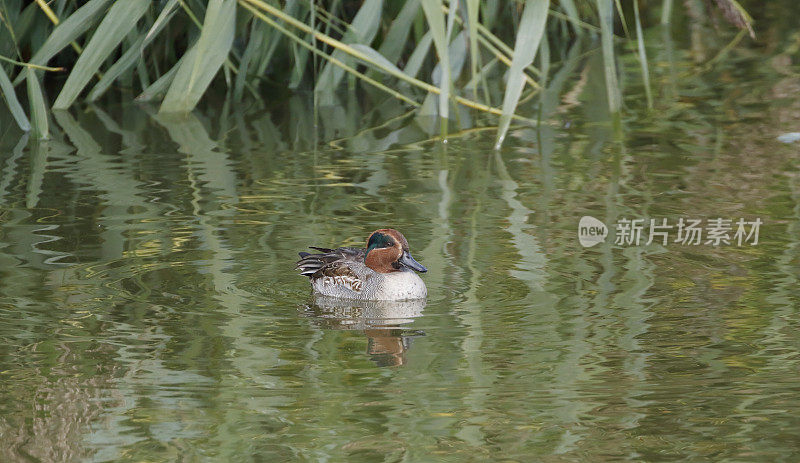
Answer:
364;229;427;274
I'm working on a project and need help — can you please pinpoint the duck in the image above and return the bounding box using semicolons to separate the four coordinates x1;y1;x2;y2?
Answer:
296;229;427;301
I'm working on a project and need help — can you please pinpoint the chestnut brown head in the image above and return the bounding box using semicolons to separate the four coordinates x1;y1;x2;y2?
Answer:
364;229;427;274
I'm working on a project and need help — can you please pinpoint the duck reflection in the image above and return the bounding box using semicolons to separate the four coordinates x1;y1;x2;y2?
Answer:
304;296;426;367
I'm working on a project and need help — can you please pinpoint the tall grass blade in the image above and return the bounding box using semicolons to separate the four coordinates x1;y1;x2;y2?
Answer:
26;68;49;139
560;0;582;36
634;0;653;109
253;4;292;77
289;39;311;89
403;31;433;79
432;30;468;91
136;55;184;102
53;0;149;109
145;0;181;43
0;63;30;131
661;0;673;24
160;0;236;113
287;0;312;89
378;0;420;63
464;57;498;91
597;0;621;113
539;28;550;85
350;44;405;76
465;0;481;98
10;4;38;56
443;0;459;132
613;0;630;38
87;34;144;102
495;0;549;149
88;0;181;101
234;20;264;102
481;0;500;30
240;1;418;107
13;0;111;86
135;59;151;89
314;0;383;102
445;0;458;43
243;0;526;119
420;0;450;127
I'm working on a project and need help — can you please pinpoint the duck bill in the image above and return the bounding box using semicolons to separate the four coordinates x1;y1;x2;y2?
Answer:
398;251;427;273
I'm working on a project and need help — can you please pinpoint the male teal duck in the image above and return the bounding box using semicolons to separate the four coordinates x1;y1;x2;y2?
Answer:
296;229;427;301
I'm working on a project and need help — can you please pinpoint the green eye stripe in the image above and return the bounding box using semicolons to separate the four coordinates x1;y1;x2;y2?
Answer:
367;233;394;254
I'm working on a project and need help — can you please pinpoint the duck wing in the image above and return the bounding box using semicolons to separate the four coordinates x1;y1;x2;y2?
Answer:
296;246;365;279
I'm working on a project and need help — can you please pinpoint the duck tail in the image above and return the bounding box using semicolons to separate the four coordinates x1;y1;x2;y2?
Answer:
296;248;333;277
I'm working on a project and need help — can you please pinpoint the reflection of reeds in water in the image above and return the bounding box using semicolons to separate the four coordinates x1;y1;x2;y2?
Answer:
0;107;287;459
304;296;426;367
0;344;117;462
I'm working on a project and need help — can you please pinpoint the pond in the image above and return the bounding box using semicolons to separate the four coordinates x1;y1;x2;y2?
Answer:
1;23;800;463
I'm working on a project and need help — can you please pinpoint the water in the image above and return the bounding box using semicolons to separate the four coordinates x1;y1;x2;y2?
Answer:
1;23;800;462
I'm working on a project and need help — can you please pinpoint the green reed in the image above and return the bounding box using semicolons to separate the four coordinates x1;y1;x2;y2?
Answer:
0;0;754;146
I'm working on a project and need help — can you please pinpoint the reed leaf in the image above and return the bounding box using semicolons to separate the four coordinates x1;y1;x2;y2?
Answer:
448;5;543;81
86;34;144;102
0;63;30;131
14;0;111;86
465;0;481;97
240;1;418;107
419;0;450;126
286;1;313;90
26;68;49;139
136;55;184;102
441;4;542;88
548;8;600;33
350;44;406;76
614;0;630;38
242;0;502;117
662;0;673;24
53;0;149;109
314;0;383;102
495;0;549;149
289;38;311;89
560;0;583;35
445;0;458;42
443;0;459;126
145;0;181;43
597;0;621;113
88;0;181;101
432;30;468;91
539;27;550;85
160;0;236;113
234;20;264;101
378;0;420;63
634;0;653;109
403;31;433;79
0;0;732;134
10;3;38;55
465;57;498;91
